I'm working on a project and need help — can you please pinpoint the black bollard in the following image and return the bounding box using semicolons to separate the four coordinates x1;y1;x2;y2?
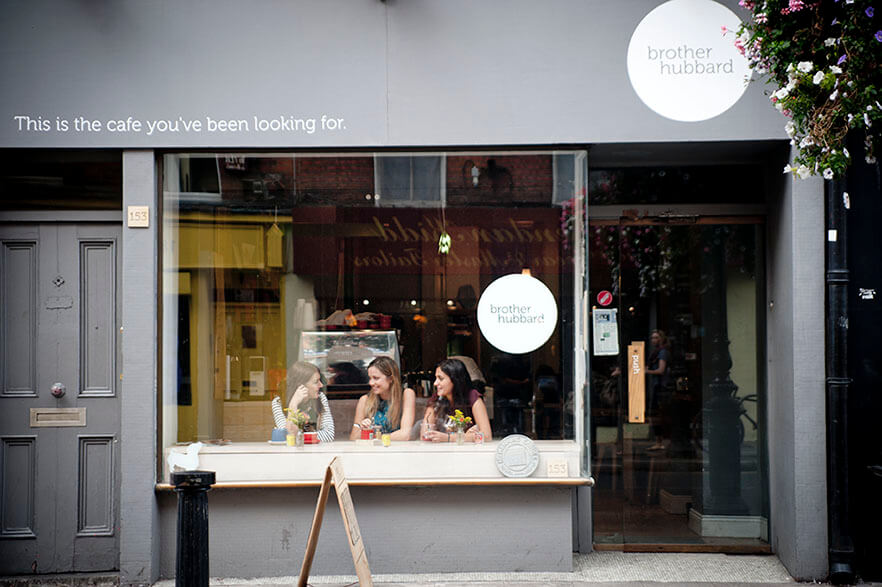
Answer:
171;470;216;587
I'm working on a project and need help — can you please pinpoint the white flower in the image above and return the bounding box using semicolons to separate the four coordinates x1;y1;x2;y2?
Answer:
797;165;812;179
823;169;834;180
830;89;839;101
830;65;843;74
799;136;815;148
846;0;854;4
848;113;854;123
797;61;814;73
869;105;875;111
785;121;796;137
865;113;872;127
776;101;785;112
774;87;790;100
783;164;795;174
824;38;838;47
813;71;825;85
786;63;795;73
867;155;877;164
843;148;850;159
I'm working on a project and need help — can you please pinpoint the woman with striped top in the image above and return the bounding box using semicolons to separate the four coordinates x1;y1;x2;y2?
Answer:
271;361;335;443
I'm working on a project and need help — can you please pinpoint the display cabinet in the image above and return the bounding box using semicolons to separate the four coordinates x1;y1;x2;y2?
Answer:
299;330;400;398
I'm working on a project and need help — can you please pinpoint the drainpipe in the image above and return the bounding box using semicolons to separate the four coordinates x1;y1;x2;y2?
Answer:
826;176;855;584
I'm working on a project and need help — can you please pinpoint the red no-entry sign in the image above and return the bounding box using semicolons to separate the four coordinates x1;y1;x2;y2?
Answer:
597;290;613;307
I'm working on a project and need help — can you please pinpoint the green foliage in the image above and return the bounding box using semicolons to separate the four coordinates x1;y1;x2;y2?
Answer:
734;0;882;178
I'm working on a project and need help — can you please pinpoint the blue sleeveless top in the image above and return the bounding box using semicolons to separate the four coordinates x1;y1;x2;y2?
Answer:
372;399;399;433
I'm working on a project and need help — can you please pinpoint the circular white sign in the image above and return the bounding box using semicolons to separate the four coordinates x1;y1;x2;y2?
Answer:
495;434;540;478
627;0;752;122
476;274;557;355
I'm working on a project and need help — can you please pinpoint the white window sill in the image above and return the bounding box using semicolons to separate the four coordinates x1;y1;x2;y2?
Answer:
160;439;586;488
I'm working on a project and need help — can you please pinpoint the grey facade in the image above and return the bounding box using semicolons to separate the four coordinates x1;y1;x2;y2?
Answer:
0;1;830;584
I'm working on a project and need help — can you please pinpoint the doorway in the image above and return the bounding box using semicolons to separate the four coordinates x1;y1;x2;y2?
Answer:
588;213;768;551
0;222;121;574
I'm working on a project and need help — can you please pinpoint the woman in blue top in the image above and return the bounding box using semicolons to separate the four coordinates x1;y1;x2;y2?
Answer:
349;356;416;441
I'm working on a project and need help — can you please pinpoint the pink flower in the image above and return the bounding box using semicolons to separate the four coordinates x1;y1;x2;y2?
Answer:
781;0;806;14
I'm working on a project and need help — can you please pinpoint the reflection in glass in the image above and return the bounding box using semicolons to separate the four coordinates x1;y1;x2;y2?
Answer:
161;151;587;449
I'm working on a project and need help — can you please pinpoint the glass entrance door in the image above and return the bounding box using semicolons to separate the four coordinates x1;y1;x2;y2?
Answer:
588;216;768;550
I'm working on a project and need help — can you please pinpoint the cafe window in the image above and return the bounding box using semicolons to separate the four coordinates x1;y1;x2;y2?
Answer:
161;150;588;482
374;155;443;204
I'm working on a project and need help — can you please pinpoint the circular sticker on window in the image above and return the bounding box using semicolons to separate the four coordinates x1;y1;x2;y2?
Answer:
476;274;558;355
627;0;752;122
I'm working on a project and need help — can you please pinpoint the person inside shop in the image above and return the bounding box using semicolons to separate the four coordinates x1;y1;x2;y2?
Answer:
349;356;417;441
646;329;672;452
271;361;336;443
329;361;368;386
421;358;492;442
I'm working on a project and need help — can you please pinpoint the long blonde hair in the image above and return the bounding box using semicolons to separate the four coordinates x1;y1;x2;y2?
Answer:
287;361;324;427
364;356;402;430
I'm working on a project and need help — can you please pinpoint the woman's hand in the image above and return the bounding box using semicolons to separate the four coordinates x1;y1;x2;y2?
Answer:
359;418;373;430
423;429;451;443
291;384;309;407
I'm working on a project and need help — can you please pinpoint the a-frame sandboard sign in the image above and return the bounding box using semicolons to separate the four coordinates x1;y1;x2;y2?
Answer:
298;457;372;587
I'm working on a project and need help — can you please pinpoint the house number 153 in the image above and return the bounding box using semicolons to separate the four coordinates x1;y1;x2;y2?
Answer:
127;206;149;228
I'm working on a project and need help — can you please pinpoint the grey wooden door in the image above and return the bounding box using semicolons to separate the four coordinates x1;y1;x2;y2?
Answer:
0;222;121;574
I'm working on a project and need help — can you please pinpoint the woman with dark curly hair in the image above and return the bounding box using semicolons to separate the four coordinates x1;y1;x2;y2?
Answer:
421;358;492;443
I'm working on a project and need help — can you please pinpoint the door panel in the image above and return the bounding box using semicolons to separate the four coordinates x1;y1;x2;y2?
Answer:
2;239;38;396
1;436;36;538
80;241;117;397
0;222;121;574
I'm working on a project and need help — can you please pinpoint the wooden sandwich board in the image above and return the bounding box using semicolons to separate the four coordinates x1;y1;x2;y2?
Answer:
627;341;646;423
298;457;372;587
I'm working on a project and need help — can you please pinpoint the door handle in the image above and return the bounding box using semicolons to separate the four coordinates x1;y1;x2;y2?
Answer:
50;382;66;398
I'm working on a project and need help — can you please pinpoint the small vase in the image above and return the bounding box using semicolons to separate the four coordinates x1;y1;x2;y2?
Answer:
295;429;304;447
456;429;465;445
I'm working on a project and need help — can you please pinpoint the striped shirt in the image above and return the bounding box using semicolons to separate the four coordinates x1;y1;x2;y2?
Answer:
272;393;335;443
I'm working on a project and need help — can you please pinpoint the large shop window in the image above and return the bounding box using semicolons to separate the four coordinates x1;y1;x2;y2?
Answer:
161;151;588;483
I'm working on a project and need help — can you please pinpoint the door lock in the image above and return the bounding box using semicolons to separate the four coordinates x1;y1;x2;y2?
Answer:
50;382;66;398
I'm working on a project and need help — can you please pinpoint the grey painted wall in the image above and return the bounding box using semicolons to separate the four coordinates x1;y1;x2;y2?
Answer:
157;486;574;577
1;0;786;148
766;166;828;580
120;152;160;586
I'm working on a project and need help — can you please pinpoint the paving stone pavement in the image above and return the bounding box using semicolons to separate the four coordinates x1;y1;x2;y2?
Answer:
150;551;880;586
7;553;879;586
